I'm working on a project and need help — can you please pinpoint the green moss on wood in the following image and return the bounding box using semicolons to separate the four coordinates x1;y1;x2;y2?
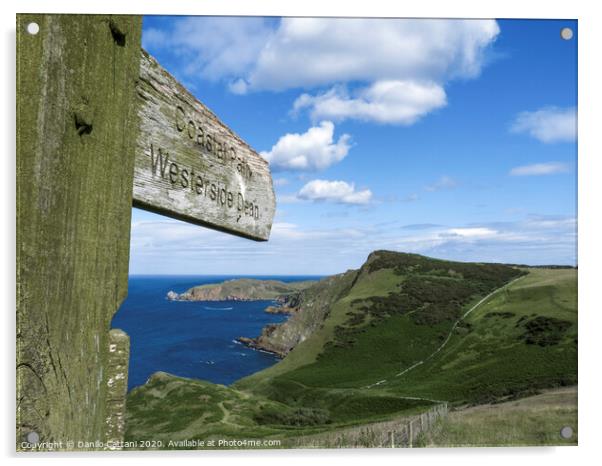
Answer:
16;14;142;450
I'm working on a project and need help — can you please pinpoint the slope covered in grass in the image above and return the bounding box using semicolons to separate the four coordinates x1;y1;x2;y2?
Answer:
237;251;526;395
125;252;576;447
421;386;577;447
125;372;434;447
383;268;577;404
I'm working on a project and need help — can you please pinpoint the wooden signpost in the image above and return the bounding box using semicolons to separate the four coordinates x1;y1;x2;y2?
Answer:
16;14;275;451
135;51;275;241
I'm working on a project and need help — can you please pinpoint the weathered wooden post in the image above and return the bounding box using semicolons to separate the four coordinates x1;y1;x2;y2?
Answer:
16;14;142;450
17;13;275;451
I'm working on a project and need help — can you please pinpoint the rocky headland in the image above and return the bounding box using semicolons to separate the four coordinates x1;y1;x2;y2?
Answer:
166;278;315;302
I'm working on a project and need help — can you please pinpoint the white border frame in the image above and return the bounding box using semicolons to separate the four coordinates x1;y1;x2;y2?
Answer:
3;1;600;465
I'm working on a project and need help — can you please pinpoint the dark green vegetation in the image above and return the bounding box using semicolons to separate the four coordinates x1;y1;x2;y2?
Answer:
167;278;316;301
517;315;573;346
125;251;577;448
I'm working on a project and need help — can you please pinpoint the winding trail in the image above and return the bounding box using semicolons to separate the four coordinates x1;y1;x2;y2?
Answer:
363;275;524;389
217;401;238;427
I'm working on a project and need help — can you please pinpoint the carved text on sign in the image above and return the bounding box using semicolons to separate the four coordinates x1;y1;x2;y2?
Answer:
148;144;260;220
174;106;253;181
133;50;275;241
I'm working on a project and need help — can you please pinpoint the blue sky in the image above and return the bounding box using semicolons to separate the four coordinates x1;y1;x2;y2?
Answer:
130;17;577;275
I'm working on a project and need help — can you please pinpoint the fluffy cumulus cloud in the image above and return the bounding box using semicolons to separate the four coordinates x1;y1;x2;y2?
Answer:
510;162;570;176
293;81;447;125
510;107;577;143
244;18;499;91
298;180;372;205
145;17;499;124
260;121;351;171
143;17;274;83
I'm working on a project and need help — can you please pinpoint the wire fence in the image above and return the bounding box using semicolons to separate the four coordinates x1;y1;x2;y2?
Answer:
290;403;448;448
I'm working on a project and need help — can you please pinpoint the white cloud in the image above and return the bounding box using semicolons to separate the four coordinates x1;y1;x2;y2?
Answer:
447;227;498;238
510;107;577;143
260;121;351;171
510;162;570;176
425;175;458;192
244;18;499;91
143;17;274;81
293;81;447;125
298;180;372;205
144;18;499;125
228;78;249;95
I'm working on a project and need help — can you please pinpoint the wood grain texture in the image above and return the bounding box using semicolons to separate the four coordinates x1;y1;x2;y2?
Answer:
134;50;276;241
16;14;141;450
104;329;129;449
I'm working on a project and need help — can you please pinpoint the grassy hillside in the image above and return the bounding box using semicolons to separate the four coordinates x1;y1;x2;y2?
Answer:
125;251;577;447
421;386;577;447
125;372;434;447
237;251;528;394
382;267;577;404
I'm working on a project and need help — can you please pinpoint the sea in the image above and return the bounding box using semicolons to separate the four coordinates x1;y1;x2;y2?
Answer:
111;275;320;391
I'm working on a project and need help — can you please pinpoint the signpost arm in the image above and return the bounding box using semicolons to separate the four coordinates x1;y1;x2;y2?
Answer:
133;51;276;241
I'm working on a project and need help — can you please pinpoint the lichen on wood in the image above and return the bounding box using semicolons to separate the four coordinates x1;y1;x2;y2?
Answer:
16;14;142;450
133;51;276;241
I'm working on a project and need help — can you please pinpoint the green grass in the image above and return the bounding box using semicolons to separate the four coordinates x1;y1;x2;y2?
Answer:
125;373;434;448
234;268;394;387
125;252;577;448
125;372;295;447
283;315;451;388
422;386;577;447
385;268;577;404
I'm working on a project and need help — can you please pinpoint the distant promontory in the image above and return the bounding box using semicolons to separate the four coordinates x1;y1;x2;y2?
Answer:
166;278;316;302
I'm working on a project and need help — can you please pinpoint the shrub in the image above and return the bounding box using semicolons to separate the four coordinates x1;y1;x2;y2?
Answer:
518;316;572;346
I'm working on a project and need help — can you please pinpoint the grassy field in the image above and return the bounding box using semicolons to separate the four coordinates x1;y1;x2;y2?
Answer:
383;268;577;404
125;252;577;448
421;386;577;447
125;372;435;447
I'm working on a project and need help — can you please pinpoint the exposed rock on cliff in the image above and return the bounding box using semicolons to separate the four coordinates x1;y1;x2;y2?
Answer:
166;278;315;302
236;270;359;357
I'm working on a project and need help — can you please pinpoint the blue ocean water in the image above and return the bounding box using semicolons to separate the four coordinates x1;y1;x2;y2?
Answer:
111;275;320;391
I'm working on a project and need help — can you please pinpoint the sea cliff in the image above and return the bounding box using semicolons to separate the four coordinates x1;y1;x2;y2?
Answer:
166;278;315;302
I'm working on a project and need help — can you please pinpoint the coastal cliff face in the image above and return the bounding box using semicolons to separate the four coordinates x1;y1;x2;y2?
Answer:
167;278;315;302
238;269;359;357
235;250;529;360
